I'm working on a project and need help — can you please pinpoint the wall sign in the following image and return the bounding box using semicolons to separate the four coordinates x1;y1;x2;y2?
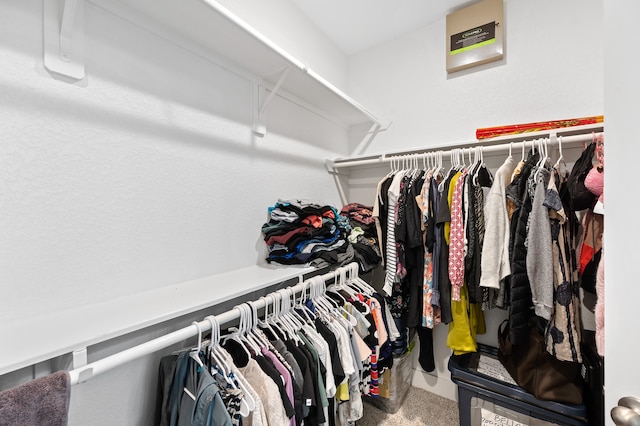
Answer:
446;0;504;73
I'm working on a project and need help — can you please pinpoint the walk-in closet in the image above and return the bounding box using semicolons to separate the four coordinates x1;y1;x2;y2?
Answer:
0;0;635;425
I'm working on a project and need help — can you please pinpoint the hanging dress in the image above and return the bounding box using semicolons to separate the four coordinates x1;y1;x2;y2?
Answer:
544;170;582;363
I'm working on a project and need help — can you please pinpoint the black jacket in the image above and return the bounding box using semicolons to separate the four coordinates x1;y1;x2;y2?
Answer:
506;153;539;345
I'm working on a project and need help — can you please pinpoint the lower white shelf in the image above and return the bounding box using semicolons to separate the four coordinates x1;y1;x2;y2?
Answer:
0;264;315;376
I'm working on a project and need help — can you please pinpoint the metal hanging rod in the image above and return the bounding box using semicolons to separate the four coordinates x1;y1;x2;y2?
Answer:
68;262;359;385
330;124;604;169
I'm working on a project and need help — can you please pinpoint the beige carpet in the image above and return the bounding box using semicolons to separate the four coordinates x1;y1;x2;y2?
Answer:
357;386;460;426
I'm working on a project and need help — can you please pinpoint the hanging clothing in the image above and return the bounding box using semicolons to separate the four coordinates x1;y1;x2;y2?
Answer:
466;164;493;305
526;169;554;320
174;352;233;426
239;357;289;426
480;156;516;308
506;152;539;345
544;170;583;363
434;170;458;324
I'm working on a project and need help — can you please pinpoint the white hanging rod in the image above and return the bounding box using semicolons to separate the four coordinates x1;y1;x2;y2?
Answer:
331;124;604;169
68;263;358;385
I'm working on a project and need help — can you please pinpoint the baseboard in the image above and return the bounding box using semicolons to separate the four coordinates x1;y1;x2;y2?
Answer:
411;367;458;402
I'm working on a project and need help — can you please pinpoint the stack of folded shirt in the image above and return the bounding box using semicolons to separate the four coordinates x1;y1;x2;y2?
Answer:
340;203;382;273
262;200;353;267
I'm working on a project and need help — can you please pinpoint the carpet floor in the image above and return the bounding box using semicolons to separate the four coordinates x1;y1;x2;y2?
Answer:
357;386;460;426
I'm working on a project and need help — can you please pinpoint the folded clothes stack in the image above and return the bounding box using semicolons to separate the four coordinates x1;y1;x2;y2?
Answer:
340;203;382;273
262;200;354;267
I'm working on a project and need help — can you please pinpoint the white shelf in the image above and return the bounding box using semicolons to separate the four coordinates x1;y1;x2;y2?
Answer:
0;264;314;376
87;0;381;128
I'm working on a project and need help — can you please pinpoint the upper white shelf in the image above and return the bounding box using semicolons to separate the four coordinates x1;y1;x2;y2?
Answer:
88;0;382;128
0;264;314;376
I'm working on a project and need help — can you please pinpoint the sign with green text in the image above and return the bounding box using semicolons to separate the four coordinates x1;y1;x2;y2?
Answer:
446;0;504;73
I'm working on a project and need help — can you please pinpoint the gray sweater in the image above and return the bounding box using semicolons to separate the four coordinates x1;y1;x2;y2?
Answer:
526;170;553;320
480;156;516;289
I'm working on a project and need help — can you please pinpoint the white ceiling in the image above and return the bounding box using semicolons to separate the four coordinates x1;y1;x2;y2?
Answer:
291;0;473;55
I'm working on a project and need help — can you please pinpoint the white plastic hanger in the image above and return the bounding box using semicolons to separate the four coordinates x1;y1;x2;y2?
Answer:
205;317;236;387
273;292;299;341
189;321;204;368
221;307;254;359
553;135;565;170
534;137;550;182
281;288;306;329
239;304;265;351
262;294;288;340
240;304;263;354
205;315;255;417
348;262;375;296
294;281;316;323
246;301;271;348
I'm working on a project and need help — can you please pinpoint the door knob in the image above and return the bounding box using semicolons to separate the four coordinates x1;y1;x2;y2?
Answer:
612;397;640;425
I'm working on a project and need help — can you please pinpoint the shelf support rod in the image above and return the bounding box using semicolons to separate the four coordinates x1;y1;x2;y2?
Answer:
260;67;291;114
351;121;393;156
325;160;349;206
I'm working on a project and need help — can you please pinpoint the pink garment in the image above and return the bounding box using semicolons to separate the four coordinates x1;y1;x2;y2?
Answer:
585;166;604;203
449;169;469;301
302;215;323;228
595;253;604;356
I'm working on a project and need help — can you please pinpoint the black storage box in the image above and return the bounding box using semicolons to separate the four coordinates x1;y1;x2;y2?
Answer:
449;344;588;426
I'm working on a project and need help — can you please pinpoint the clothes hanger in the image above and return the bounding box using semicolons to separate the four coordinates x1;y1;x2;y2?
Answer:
245;300;271;347
319;274;356;325
436;151;445;178
348;262;375;295
553;135;566;170
221;307;254;359
294;281;316;323
235;304;260;354
534;137;550;182
261;294;287;341
266;293;290;340
471;146;483;186
521;140;526;162
189;321;205;368
205;317;237;388
310;276;333;314
243;303;266;353
439;149;456;192
244;302;270;349
273;291;300;342
205;315;255;416
282;288;308;328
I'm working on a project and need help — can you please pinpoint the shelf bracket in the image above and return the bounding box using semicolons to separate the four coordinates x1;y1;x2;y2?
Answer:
325;159;349;206
253;67;291;138
351;121;393;156
43;0;85;80
261;67;291;114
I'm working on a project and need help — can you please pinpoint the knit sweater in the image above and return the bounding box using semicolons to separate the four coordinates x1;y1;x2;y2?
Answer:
526;170;554;320
480;156;516;289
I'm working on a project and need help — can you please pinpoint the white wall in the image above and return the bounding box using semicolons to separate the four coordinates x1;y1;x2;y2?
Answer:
348;0;603;154
0;0;345;326
347;0;604;400
0;0;347;423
